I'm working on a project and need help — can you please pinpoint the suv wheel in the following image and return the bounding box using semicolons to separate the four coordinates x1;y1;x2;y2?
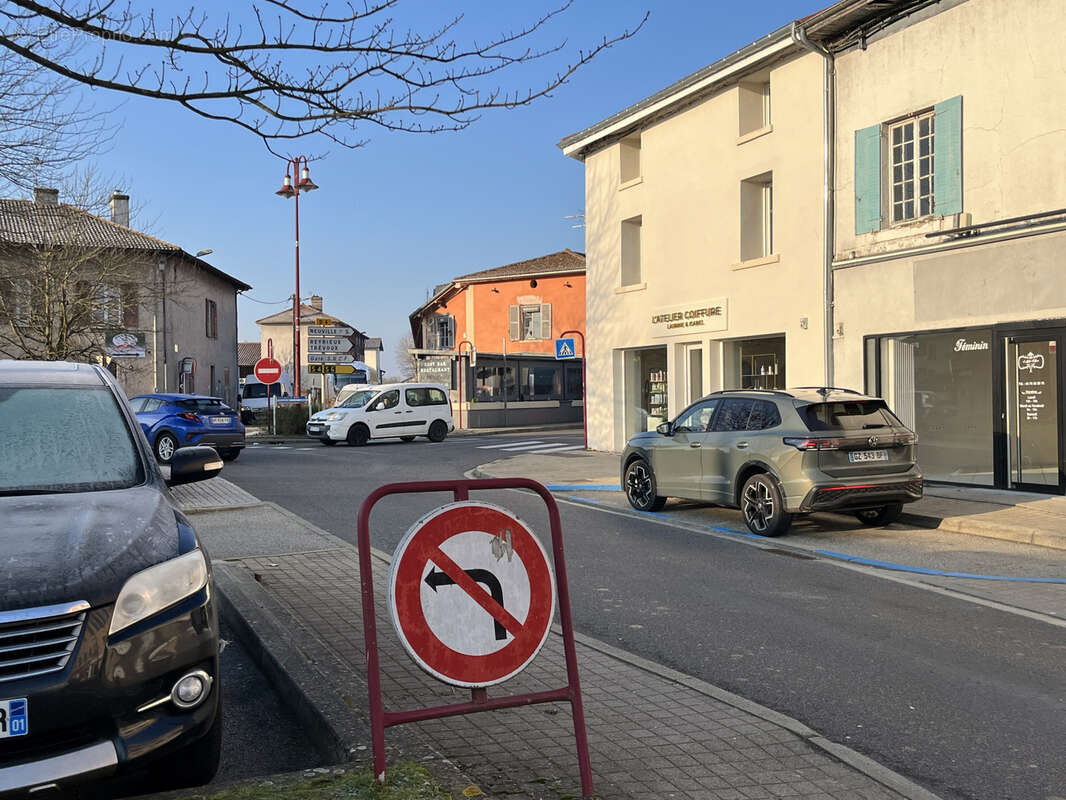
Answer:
740;474;792;537
624;459;666;512
855;503;903;527
346;424;370;446
154;432;178;464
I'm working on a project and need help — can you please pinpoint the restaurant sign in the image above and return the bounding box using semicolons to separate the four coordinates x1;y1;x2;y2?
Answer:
104;330;146;358
650;298;728;338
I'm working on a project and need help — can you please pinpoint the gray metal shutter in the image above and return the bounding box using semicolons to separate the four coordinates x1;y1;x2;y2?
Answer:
508;305;520;340
539;303;552;340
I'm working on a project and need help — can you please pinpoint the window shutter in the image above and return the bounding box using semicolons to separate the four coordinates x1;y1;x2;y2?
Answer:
934;95;963;216
508;305;520;340
854;124;882;234
540;303;552;340
122;284;138;328
446;315;455;348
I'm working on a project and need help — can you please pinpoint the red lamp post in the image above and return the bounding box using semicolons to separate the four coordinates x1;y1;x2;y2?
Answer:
275;156;319;398
560;329;587;450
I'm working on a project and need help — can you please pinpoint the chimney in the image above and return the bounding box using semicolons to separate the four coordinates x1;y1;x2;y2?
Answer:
33;187;59;206
109;190;130;227
310;294;323;312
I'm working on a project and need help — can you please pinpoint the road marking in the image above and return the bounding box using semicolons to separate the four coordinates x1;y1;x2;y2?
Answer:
496;442;577;452
476;440;543;450
528;444;585;453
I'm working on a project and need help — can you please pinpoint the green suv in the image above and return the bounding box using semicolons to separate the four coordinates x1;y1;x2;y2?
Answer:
621;388;923;537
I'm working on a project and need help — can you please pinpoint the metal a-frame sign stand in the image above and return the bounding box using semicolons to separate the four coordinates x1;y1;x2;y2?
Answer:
356;477;594;796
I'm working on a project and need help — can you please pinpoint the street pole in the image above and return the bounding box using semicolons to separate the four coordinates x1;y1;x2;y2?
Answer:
457;340;475;430
561;329;587;451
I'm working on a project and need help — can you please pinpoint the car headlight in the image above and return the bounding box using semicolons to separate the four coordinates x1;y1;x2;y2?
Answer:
325;411;346;421
109;550;208;635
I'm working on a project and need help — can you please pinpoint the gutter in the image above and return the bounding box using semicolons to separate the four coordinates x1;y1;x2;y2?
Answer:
791;22;836;387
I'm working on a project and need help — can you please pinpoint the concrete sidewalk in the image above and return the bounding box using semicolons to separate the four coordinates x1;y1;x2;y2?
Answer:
472;449;1066;552
176;479;934;800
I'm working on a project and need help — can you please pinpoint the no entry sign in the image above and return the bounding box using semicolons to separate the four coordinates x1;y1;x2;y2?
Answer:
253;357;282;384
387;501;556;687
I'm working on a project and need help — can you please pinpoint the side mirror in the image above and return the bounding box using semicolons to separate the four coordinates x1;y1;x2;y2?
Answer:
656;422;673;436
166;446;223;487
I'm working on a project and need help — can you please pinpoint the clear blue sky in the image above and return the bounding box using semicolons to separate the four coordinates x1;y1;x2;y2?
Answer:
88;1;826;375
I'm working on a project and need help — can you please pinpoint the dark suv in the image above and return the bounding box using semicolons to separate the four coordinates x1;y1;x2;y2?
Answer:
0;360;224;795
621;387;923;536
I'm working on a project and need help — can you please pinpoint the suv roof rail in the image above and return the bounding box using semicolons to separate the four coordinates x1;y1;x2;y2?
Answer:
708;388;794;398
791;386;865;396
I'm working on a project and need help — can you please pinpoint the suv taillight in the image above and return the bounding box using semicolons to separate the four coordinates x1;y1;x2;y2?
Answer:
895;432;918;445
178;411;200;422
783;437;842;451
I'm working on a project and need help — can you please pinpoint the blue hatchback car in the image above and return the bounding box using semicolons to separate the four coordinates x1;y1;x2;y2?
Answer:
131;393;246;464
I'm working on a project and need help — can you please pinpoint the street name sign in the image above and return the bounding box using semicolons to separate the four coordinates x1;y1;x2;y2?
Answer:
307;336;353;353
555;338;576;359
387;501;556;687
253;357;282;384
308;325;355;337
306;352;355;364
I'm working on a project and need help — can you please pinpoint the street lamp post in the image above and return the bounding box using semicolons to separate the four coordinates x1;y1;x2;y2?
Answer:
560;328;587;450
275;156;319;398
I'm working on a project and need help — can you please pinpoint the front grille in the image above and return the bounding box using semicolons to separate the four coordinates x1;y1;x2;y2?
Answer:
0;603;88;683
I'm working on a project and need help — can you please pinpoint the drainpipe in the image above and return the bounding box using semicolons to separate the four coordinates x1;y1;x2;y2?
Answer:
791;21;836;387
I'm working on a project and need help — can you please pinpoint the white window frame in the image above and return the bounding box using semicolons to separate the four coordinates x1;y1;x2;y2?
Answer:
520;305;542;341
887;110;935;224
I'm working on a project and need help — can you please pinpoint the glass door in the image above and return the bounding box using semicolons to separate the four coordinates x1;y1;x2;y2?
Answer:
1004;334;1063;491
684;344;703;405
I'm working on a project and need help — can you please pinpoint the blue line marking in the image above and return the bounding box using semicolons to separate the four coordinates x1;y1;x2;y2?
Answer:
546;484;621;492
814;549;1066;583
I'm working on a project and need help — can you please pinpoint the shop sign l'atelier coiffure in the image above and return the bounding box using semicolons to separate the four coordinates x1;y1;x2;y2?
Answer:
650;298;728;338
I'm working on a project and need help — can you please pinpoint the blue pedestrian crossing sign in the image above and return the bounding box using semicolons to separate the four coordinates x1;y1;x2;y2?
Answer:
555;338;577;359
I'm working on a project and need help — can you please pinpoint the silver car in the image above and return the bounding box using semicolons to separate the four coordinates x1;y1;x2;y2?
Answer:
621;388;923;536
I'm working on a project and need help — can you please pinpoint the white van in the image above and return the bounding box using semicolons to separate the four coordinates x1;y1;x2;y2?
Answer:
306;382;453;446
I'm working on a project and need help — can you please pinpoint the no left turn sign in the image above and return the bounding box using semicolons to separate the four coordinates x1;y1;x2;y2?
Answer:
387;501;556;687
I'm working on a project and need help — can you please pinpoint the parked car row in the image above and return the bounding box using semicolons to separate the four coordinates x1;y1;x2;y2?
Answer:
0;360;224;796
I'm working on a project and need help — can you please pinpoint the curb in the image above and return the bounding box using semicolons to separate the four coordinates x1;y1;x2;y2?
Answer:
900;511;1066;551
210;496;939;800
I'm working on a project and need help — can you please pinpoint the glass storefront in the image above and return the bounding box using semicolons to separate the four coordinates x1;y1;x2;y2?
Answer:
727;336;785;390
471;358;583;403
624;347;668;438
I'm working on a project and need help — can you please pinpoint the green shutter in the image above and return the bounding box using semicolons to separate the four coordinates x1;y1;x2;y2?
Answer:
934;95;963;216
854;124;882;234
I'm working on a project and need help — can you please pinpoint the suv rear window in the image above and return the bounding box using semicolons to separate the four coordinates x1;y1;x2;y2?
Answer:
178;398;230;412
800;400;902;432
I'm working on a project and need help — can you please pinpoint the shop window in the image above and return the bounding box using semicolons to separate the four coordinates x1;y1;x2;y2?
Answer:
728;336;785;390
620;134;641;184
854;95;962;234
520;362;562;401
473;363;516;402
740;172;773;261
565;363;583;400
738;75;771;136
624;347;668;437
621;216;642;286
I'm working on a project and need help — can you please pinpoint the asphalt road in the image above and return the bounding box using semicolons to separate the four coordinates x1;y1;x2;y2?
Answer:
222;432;1066;800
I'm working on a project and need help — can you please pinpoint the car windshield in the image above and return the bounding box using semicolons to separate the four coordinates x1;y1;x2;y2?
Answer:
800;400;904;431
338;390;378;408
0;386;145;495
242;383;268;399
178;398;231;413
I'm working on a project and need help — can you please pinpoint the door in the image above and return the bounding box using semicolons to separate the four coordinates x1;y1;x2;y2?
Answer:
702;398;755;502
683;344;704;405
651;399;719;499
403;387;438;435
365;389;402;439
1003;334;1063;491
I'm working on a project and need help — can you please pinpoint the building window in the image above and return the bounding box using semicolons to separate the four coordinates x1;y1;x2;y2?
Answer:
740;172;773;261
738;75;771;136
205;299;218;339
621;216;642;286
888;112;935;223
508;303;551;341
427;314;454;350
121;284;138;328
620;134;641;184
93;285;121;326
6;278;31;325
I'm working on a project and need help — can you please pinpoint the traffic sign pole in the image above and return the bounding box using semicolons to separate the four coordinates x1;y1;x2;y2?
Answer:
560;329;587;451
358;479;593;796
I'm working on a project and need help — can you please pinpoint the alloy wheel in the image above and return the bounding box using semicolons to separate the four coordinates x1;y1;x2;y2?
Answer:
742;479;775;533
626;462;654;508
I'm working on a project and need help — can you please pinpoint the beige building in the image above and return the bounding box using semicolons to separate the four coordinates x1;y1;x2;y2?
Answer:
0;187;250;403
560;16;842;452
832;0;1066;492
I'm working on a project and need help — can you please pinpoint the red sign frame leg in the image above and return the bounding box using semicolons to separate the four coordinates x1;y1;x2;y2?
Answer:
357;478;594;796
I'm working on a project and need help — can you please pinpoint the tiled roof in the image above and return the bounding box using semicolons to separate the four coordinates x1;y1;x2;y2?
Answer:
255;304;363;333
0;198;252;290
365;337;383;350
454;249;585;282
237;341;262;366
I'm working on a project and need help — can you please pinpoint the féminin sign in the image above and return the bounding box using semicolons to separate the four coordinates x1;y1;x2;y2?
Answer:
651;298;729;338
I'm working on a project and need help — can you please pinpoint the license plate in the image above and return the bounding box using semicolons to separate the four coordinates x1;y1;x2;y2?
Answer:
307;426;322;435
210;416;229;425
0;698;28;738
849;450;888;463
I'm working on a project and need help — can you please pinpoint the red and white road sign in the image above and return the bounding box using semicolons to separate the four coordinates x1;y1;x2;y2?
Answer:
387;501;556;688
253;357;282;384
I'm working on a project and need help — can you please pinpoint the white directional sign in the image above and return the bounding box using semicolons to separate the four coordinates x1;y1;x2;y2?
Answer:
307;337;353;353
307;352;356;364
308;325;355;337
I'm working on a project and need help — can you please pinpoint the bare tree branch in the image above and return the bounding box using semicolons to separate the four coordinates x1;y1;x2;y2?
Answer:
0;1;647;151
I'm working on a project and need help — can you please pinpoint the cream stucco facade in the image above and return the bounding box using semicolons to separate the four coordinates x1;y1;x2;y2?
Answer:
571;47;829;452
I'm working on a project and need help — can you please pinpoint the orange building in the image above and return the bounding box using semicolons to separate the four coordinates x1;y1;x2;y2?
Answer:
409;249;586;429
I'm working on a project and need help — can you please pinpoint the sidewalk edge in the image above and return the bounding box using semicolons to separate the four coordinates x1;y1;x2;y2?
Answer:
569;629;941;800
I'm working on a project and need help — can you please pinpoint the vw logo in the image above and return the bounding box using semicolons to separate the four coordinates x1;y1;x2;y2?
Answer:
868;436;879;448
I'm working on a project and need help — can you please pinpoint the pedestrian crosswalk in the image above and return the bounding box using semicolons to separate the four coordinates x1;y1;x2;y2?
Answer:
476;440;584;454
